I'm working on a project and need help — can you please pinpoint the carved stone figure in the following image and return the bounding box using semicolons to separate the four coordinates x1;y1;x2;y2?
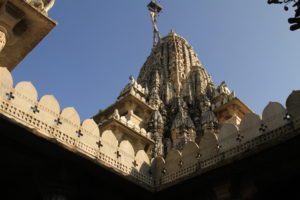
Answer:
25;0;55;14
0;31;6;52
219;81;231;95
111;109;120;120
148;110;164;156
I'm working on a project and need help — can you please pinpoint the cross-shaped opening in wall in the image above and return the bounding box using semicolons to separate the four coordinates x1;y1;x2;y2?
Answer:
31;105;40;114
115;151;121;158
236;134;244;142
6;92;14;100
54;118;62;126
259;124;268;133
132;160;138;167
76;130;83;138
196;152;202;159
96;140;103;148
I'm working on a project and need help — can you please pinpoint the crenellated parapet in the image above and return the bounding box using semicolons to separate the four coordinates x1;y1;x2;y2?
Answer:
1;66;300;191
0;67;154;189
152;99;297;190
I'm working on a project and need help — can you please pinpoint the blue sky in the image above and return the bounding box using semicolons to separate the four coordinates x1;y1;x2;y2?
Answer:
12;1;300;121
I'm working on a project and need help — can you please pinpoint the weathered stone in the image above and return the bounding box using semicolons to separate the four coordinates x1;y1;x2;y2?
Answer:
25;0;55;14
262;102;287;131
286;90;300;129
0;31;6;52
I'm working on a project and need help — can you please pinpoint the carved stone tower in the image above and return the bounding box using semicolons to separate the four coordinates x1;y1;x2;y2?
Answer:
94;29;252;157
137;29;252;155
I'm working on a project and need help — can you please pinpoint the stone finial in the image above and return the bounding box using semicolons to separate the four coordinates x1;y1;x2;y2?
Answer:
129;75;135;83
168;29;177;36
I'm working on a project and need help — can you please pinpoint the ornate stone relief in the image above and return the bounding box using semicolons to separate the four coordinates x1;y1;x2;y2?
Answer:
0;31;6;52
25;0;55;14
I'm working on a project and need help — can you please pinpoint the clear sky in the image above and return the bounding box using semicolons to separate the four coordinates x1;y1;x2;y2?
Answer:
12;1;300;121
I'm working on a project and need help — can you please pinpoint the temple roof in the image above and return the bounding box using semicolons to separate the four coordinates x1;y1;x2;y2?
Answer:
137;30;214;105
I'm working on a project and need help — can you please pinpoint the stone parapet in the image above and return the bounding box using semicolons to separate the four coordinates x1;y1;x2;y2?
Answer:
0;67;299;191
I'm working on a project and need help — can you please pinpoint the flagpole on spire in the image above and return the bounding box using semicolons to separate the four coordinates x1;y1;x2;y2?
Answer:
147;1;163;47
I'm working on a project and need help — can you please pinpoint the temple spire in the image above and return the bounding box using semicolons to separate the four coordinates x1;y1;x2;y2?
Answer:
147;1;163;47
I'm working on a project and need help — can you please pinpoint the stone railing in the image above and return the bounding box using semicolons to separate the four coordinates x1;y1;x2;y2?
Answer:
1;66;300;191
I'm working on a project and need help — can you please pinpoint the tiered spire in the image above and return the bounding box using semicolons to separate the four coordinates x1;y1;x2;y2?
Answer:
138;30;220;155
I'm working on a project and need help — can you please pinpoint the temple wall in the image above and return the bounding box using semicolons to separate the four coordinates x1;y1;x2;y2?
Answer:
1;67;300;191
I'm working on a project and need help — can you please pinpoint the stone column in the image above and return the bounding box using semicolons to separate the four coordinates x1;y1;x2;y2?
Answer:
0;30;6;52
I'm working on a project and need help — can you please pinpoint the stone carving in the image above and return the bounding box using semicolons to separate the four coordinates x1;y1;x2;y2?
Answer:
0;66;299;190
135;31;244;153
148;70;162;108
148;109;164;157
218;81;231;95
118;75;147;100
111;108;120;120
171;100;196;151
0;31;6;52
25;0;55;14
